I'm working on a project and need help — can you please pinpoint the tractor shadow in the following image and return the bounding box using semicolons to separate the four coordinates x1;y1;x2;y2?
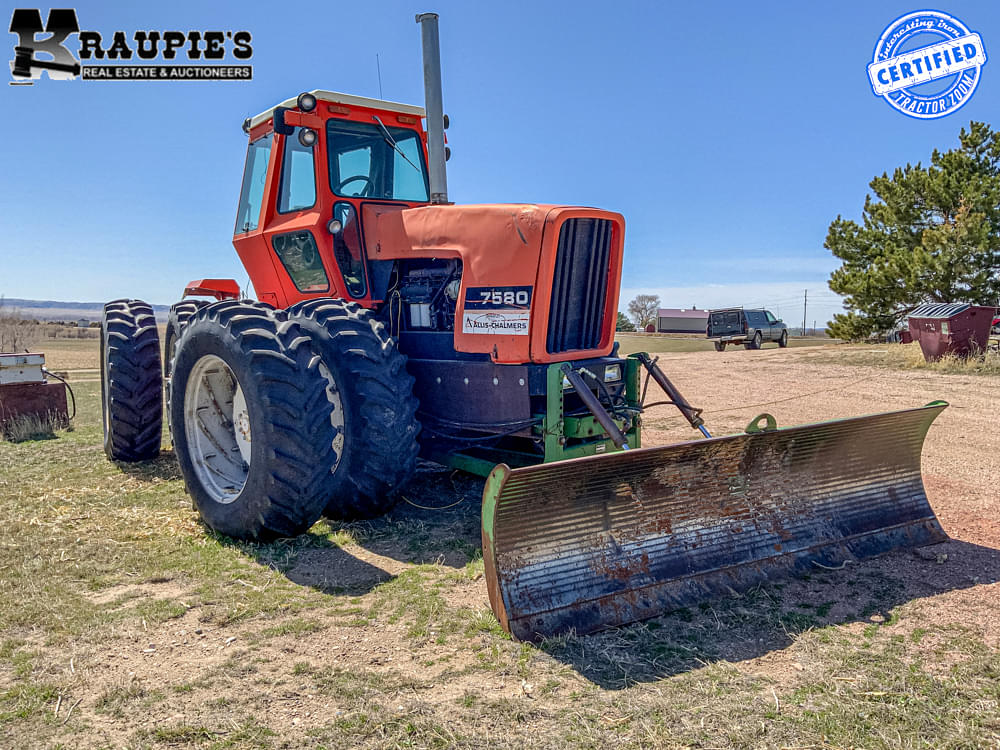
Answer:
217;529;398;597
322;460;486;570
114;450;184;481
218;462;485;598
537;538;1000;689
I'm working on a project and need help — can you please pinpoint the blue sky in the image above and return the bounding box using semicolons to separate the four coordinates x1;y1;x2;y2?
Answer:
1;0;997;327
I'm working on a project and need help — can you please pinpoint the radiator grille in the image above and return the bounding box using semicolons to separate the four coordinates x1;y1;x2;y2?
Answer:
546;218;613;354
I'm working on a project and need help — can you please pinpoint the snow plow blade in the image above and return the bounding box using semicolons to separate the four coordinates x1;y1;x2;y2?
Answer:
481;402;948;642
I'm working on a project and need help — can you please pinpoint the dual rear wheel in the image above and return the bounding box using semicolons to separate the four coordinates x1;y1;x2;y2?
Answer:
100;298;419;540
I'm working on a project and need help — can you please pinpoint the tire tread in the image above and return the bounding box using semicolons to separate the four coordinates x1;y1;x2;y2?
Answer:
101;299;163;461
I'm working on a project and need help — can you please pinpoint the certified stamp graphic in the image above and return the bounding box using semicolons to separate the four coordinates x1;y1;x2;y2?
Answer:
868;10;987;119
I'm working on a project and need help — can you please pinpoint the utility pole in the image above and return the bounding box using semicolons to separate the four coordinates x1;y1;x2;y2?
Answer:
802;290;807;337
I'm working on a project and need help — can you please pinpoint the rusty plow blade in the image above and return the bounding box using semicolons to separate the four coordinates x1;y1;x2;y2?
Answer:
481;402;948;641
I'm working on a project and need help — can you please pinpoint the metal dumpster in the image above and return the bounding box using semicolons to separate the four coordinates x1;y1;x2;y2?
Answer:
907;303;993;361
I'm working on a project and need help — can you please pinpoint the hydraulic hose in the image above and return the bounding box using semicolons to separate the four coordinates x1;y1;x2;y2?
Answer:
43;368;76;421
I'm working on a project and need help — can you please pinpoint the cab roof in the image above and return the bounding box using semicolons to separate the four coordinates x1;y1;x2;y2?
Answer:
246;90;425;131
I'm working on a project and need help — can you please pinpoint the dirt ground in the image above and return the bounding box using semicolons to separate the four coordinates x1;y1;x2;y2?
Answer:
2;341;999;748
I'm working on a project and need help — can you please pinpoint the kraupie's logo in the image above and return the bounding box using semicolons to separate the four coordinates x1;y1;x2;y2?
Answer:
867;10;987;119
9;8;252;85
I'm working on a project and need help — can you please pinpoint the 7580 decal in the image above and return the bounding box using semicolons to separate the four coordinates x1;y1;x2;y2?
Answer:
464;286;532;310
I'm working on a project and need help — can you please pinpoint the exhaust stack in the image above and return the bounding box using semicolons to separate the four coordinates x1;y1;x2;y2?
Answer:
416;12;448;204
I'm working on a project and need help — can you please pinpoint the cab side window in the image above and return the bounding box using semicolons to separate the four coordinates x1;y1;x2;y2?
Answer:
277;128;317;213
235;133;273;234
272;231;329;293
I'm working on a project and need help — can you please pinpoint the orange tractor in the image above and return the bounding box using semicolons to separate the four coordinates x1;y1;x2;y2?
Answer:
101;14;948;641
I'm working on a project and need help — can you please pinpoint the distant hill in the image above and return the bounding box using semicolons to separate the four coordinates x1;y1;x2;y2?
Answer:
0;298;170;322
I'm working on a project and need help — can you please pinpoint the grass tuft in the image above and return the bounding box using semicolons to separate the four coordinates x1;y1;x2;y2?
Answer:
1;412;61;442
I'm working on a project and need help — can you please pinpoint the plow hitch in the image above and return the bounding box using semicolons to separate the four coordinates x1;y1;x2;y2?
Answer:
634;352;711;438
481;399;948;641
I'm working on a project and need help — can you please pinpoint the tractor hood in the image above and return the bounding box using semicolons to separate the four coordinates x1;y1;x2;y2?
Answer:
362;203;625;364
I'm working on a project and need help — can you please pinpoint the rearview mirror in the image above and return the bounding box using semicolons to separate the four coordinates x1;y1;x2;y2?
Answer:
273;106;294;136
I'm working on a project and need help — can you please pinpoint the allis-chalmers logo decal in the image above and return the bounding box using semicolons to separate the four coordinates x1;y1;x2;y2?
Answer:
461;286;532;336
9;8;252;85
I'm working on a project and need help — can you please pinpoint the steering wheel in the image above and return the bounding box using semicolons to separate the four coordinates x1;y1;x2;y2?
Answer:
336;174;374;197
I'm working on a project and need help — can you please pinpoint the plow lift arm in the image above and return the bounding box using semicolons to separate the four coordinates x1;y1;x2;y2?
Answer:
633;352;712;439
560;354;712;451
482;352;948;642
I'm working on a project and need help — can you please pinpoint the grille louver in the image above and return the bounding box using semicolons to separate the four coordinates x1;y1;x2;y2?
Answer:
546;218;613;354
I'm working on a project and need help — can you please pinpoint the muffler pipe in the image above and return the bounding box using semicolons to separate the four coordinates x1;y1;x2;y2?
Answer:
416;12;449;204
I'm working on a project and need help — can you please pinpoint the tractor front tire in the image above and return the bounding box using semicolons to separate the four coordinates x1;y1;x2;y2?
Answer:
101;299;163;461
169;301;339;540
288;298;420;520
164;299;208;379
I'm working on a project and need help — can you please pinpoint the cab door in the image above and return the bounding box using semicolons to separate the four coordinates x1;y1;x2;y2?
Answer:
259;126;336;306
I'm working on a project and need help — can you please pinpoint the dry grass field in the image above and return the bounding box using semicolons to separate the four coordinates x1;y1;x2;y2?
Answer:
1;336;999;748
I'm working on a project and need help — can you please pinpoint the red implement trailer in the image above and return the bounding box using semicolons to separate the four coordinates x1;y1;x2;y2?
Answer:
0;353;69;435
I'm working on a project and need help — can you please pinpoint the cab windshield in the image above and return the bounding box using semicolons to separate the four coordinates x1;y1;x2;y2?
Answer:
327;119;429;202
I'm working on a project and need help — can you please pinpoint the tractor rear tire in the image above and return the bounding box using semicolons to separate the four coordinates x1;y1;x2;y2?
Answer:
101;299;163;462
169;301;339;540
287;298;420;520
164;299;208;379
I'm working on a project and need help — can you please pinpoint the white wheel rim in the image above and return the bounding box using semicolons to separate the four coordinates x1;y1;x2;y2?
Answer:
184;355;249;503
317;359;345;472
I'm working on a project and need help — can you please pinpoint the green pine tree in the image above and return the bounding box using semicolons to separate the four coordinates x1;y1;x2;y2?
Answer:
826;121;1000;340
616;311;636;332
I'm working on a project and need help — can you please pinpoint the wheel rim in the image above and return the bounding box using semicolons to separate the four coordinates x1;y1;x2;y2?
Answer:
184;355;250;503
317;360;345;472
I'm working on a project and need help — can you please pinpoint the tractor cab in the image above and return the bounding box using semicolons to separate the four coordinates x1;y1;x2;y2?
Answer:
233;90;433;308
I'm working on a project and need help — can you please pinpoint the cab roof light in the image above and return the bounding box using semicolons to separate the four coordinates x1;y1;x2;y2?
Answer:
327;104;351;115
296;92;317;112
